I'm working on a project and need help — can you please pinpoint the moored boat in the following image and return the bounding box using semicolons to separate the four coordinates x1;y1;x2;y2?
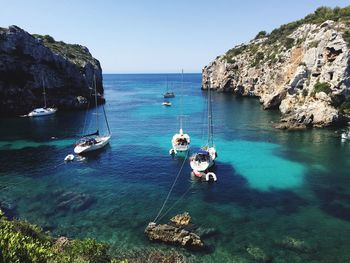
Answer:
74;75;111;155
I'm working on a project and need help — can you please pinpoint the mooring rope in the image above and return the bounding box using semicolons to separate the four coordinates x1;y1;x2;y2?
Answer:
156;183;194;223
153;151;189;223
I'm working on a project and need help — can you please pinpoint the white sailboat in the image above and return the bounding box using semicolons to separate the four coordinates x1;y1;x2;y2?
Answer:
28;77;57;117
74;76;111;155
170;70;190;155
190;82;217;177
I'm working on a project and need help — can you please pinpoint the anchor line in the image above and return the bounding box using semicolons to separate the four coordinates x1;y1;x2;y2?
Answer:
156;184;194;223
153;151;189;223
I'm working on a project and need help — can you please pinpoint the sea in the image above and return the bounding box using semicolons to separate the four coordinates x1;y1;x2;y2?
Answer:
0;73;350;262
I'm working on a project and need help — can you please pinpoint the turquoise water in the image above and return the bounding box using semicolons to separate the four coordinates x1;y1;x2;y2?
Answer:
1;73;350;262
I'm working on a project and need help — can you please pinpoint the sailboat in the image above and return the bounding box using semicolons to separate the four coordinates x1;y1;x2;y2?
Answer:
74;76;111;155
190;82;217;177
163;76;175;98
28;76;57;117
170;70;190;155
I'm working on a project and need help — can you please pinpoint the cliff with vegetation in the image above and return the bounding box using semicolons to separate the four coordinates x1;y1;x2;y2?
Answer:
0;25;103;117
203;6;350;129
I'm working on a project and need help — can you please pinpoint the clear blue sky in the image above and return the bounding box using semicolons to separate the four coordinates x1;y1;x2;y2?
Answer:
0;0;349;73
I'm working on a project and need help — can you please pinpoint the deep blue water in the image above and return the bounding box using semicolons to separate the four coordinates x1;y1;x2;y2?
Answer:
1;73;350;262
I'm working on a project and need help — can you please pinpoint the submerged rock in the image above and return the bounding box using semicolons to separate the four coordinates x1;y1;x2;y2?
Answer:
145;213;205;250
170;212;192;226
277;236;314;253
55;191;95;212
246;245;271;262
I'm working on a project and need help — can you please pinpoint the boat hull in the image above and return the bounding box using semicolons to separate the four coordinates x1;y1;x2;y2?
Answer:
28;108;57;117
190;147;216;172
74;135;111;154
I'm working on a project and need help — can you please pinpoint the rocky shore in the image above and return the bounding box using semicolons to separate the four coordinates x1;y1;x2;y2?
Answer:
202;7;350;129
0;25;103;117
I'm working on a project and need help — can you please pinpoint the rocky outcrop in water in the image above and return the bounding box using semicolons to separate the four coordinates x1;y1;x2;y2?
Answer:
203;7;350;129
145;212;205;250
0;25;103;116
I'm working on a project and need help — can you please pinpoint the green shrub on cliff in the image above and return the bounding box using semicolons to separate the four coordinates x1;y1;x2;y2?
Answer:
224;45;247;63
251;52;264;67
267;6;350;46
312;81;332;95
343;30;350;48
255;31;267;39
339;96;350;113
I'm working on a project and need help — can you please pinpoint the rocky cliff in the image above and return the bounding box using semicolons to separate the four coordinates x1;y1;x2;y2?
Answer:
0;25;103;117
203;6;350;129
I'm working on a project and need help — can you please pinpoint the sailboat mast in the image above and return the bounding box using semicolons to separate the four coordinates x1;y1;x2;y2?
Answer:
102;105;111;135
42;76;47;108
94;75;99;133
166;75;168;93
207;82;214;147
180;69;183;130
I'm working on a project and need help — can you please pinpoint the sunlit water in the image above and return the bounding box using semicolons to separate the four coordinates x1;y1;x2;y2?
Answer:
1;74;350;262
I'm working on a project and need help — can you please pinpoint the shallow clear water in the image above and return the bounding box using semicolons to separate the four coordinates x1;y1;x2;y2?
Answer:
1;73;350;262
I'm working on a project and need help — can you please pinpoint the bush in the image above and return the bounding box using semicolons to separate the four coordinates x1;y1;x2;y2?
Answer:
302;89;308;97
284;37;295;49
339;96;350;113
251;52;264;67
343;30;350;48
255;31;267;39
0;211;117;263
313;81;332;94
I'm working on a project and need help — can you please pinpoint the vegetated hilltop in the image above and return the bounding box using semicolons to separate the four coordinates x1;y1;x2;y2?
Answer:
0;25;103;116
203;6;350;129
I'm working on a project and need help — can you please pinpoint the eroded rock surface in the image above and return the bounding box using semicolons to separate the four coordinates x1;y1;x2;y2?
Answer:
203;17;350;129
0;25;103;116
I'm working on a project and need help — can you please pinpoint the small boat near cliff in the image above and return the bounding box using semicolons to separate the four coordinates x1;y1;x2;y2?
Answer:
190;82;217;178
74;75;111;155
341;129;350;140
28;77;57;117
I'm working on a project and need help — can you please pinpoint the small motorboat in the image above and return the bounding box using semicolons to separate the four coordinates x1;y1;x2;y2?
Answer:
162;101;172;106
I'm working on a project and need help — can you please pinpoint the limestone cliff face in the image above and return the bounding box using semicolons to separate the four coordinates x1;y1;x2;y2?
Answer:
203;8;350;129
0;25;103;116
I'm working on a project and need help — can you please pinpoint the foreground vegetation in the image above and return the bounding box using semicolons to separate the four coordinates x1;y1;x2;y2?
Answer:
0;209;187;263
0;209;116;263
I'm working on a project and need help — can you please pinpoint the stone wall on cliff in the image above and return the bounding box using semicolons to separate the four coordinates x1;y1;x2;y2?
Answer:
203;7;350;129
0;25;103;116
